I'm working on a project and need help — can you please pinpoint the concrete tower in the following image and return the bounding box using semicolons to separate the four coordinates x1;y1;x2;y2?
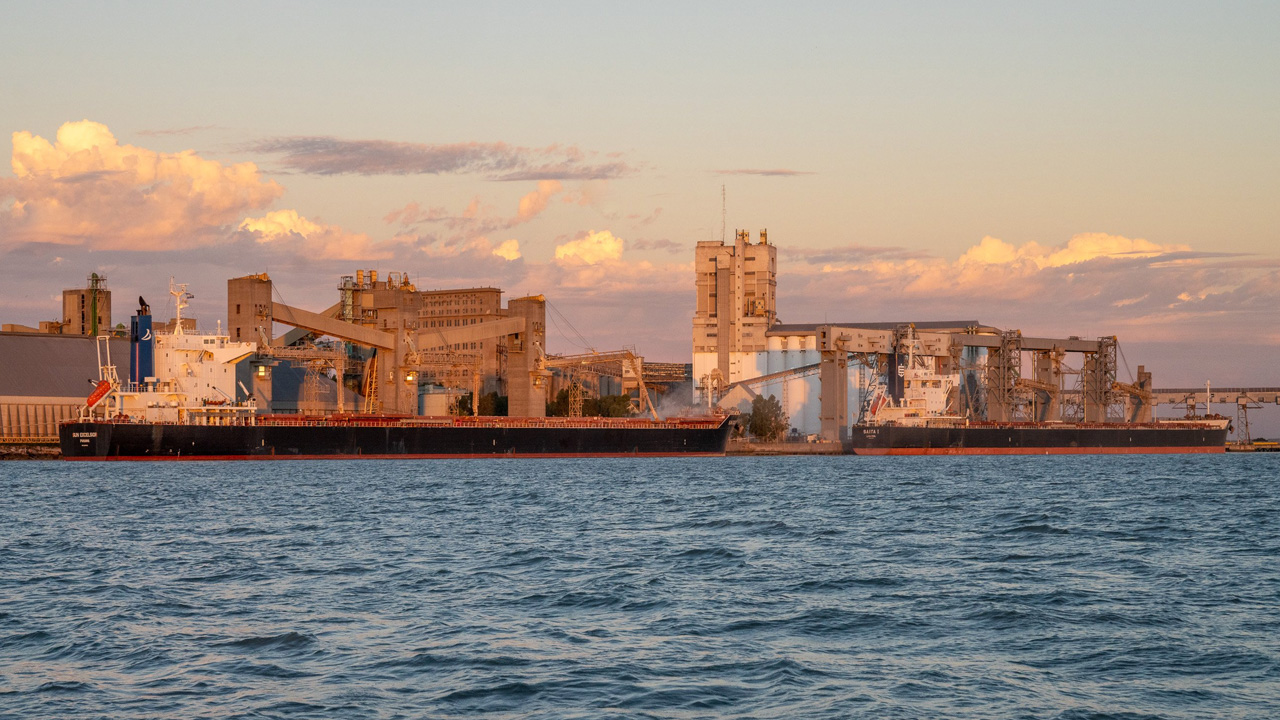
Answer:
692;229;776;399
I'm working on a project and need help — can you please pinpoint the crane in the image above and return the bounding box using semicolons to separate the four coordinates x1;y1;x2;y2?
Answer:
541;348;659;420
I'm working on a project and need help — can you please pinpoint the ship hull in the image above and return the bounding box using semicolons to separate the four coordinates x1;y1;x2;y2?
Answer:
847;424;1227;455
60;417;734;460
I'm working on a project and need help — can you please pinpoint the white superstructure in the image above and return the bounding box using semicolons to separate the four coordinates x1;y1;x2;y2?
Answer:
85;280;258;424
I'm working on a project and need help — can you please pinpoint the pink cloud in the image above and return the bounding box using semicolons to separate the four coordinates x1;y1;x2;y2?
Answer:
715;168;814;177
513;180;562;224
779;233;1279;346
247;136;632;181
237;209;392;261
0;121;283;250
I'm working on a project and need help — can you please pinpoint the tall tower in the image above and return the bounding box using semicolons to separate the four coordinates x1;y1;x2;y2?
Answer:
692;229;777;399
62;273;112;336
227;274;274;344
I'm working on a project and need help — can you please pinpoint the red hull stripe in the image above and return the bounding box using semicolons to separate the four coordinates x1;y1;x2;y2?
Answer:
64;452;727;461
852;446;1224;456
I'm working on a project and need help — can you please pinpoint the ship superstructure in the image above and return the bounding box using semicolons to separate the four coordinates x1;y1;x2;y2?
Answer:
85;282;259;426
861;326;962;426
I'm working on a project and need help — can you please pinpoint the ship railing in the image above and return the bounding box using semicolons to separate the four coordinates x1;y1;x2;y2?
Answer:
948;420;1225;430
247;414;727;429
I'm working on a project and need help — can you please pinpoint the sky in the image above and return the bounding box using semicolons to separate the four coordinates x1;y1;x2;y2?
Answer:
2;1;1278;428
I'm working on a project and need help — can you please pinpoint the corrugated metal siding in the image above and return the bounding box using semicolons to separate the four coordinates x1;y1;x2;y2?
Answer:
0;333;132;438
0;333;132;397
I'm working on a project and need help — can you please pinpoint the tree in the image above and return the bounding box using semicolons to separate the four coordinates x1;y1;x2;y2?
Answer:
547;390;635;417
590;394;635;417
747;394;788;441
449;393;473;416
546;388;571;416
477;392;508;416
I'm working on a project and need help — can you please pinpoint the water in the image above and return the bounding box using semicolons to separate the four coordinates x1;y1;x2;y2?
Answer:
2;455;1278;719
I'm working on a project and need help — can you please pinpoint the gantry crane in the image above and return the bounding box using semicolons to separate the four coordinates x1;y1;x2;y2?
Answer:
255;331;359;414
541;348;659;419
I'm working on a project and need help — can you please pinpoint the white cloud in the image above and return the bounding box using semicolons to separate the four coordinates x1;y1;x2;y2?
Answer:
1;120;282;249
554;229;624;265
514;180;562;224
238;209;386;261
492;238;521;261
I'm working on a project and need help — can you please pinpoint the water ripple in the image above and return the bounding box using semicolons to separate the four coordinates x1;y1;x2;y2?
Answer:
2;455;1278;718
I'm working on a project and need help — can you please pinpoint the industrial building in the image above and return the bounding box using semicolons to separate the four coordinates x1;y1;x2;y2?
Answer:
695;230;1280;441
2;273;113;336
62;273;112;336
3;248;1277;446
0;332;131;439
694;229;864;435
228;270;551;417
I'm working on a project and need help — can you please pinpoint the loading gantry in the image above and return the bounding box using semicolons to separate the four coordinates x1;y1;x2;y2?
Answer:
231;274;551;417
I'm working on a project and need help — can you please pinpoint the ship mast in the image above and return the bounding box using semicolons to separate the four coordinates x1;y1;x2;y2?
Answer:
169;277;193;335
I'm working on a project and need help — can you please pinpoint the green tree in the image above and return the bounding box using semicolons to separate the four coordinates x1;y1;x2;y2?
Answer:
477;392;508;416
449;393;473;416
747;394;788;441
590;394;635;417
546;388;570;416
547;391;636;417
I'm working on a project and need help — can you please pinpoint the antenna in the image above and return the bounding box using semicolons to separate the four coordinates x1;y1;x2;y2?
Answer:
168;277;193;335
720;185;726;244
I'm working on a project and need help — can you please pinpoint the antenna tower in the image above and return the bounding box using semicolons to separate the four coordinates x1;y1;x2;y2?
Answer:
720;185;726;244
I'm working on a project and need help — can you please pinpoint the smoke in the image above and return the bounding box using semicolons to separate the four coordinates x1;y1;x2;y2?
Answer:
654;380;708;419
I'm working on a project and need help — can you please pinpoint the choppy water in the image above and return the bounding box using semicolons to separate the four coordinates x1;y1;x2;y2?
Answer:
2;456;1278;719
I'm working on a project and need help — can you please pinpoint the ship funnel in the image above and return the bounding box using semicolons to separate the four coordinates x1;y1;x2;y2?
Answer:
130;297;154;385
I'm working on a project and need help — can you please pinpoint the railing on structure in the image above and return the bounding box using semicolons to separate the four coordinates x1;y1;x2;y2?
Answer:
0;435;59;445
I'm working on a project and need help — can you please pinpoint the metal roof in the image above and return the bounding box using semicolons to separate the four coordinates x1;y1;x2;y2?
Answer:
767;320;983;336
0;333;133;399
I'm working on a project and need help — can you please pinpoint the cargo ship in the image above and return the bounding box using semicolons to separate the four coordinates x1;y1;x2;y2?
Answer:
60;414;733;460
847;340;1229;455
59;287;732;460
847;420;1228;455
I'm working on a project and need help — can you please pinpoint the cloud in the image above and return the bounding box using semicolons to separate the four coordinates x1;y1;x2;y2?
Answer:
135;125;218;137
631;237;684;253
514;180;562;224
955;233;1184;270
626;207;663;226
238;209;389;261
555;230;625;265
783;243;930;265
1;120;282;250
561;180;609;208
492;238;521;261
248;136;632;181
779;232;1278;347
715;168;814;177
384;201;450;226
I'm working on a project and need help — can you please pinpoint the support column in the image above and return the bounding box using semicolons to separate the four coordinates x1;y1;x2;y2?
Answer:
715;255;733;383
387;334;416;415
507;296;550;417
1131;365;1154;423
1031;348;1063;422
985;330;1021;422
1083;336;1116;423
817;326;848;442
